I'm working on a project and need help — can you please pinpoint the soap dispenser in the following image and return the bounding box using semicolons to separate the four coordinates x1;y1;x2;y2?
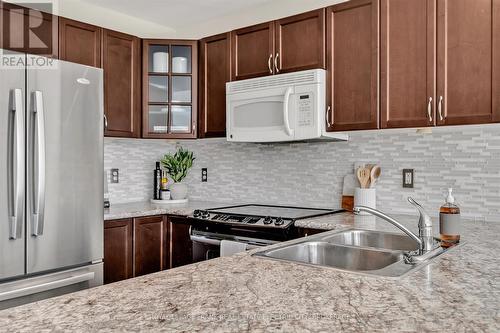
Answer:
439;188;461;247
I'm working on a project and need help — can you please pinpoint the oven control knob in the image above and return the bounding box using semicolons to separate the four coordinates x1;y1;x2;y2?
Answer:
263;216;273;225
193;210;202;218
200;210;210;219
274;217;285;226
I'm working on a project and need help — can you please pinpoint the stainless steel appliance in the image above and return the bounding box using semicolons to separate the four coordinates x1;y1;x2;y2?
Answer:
0;50;103;309
188;204;343;261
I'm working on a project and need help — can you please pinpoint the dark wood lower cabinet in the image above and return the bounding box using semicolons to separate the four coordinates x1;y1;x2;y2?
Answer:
104;219;133;284
104;215;194;284
133;215;168;277
297;228;327;238
167;217;193;269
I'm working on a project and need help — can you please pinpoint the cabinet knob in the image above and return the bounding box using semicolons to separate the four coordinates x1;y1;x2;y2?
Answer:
268;54;273;74
274;53;280;73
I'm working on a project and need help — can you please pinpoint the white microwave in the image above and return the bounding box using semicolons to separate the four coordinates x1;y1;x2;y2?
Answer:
226;69;348;143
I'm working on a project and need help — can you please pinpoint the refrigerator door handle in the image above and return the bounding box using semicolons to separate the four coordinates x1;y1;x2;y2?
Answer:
8;89;25;240
32;91;46;237
0;272;95;302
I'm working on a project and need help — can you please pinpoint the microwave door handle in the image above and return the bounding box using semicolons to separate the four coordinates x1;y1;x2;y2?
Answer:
283;87;294;136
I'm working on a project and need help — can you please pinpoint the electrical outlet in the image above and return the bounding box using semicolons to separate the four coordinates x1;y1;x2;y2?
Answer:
110;168;119;183
403;169;414;188
201;168;208;182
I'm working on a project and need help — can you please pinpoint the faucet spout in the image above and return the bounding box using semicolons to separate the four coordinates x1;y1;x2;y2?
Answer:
407;197;434;254
353;206;423;250
407;197;433;237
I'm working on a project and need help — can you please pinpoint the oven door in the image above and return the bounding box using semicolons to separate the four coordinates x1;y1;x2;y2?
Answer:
190;228;278;262
227;86;296;142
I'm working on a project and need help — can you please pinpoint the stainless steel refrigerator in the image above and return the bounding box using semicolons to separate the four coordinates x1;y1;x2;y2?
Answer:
0;50;103;310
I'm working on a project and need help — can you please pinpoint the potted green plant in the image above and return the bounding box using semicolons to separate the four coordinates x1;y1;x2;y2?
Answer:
161;147;195;200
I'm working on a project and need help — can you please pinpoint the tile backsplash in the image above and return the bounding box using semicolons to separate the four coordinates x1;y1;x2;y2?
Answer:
105;124;500;221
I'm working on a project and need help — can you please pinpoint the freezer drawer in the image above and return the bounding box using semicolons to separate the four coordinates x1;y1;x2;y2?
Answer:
0;263;103;310
26;58;104;274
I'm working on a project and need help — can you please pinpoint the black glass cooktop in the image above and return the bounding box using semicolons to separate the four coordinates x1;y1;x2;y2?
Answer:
207;204;342;220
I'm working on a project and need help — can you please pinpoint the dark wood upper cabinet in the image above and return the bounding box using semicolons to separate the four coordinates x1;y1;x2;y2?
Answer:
133;216;167;277
381;0;436;129
104;219;133;284
275;9;326;74
102;29;141;138
3;1;498;140
231;12;326;81
437;0;500;125
167;217;193;269
495;1;500;123
231;22;274;80
0;2;58;58
326;0;378;132
199;33;231;138
142;39;198;139
59;17;101;67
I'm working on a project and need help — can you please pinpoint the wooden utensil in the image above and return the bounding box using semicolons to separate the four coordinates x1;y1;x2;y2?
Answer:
365;163;376;171
356;167;371;189
370;165;381;188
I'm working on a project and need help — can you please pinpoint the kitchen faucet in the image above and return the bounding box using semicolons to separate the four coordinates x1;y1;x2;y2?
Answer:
354;197;439;263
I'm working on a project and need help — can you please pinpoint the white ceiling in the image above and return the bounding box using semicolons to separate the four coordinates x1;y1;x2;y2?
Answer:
82;0;273;30
52;0;346;39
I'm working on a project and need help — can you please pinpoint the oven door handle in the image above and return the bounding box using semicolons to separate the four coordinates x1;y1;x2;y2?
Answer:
190;234;221;246
190;232;274;249
190;235;262;250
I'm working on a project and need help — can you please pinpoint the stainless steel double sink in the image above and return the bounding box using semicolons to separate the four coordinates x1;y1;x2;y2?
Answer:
253;229;450;277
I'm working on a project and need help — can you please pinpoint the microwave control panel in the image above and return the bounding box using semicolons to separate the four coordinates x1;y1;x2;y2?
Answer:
297;94;314;127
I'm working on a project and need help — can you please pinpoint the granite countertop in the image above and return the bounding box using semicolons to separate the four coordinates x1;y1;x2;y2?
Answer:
104;200;236;220
1;213;499;332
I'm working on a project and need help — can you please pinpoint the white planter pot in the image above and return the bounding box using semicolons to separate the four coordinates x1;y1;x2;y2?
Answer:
170;182;188;200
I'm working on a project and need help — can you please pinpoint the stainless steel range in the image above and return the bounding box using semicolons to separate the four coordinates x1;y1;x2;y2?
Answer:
188;204;343;261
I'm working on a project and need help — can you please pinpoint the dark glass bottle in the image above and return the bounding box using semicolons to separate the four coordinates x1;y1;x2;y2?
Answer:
153;162;162;200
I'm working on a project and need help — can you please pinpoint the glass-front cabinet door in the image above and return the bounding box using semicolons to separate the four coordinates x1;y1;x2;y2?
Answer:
143;40;198;138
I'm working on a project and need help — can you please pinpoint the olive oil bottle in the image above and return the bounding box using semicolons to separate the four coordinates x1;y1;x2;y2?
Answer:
439;188;461;247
